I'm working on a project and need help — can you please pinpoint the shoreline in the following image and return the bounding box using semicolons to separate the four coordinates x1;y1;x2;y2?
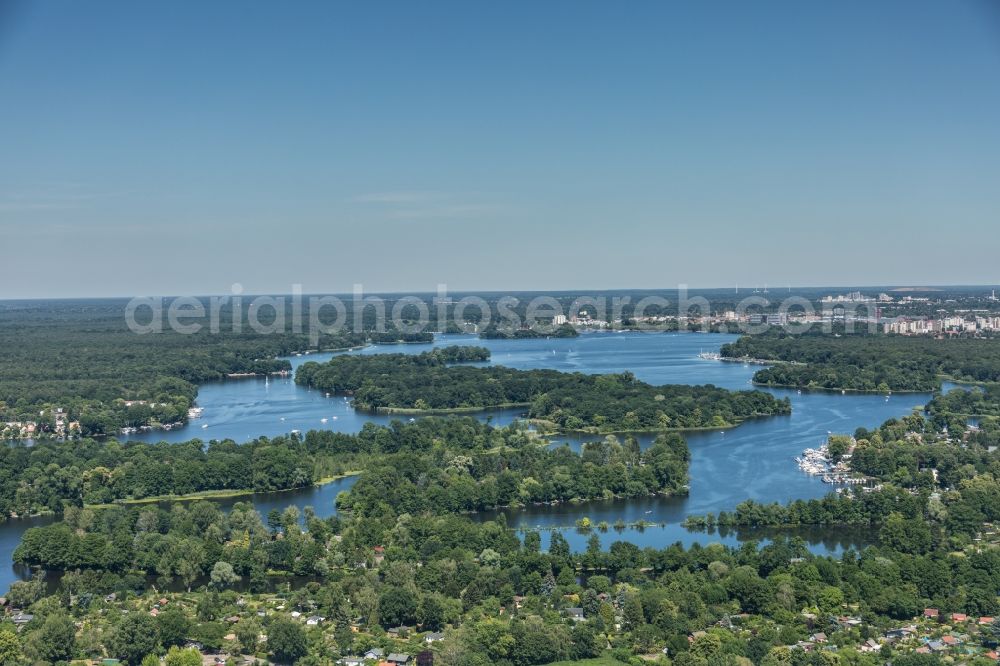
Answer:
517;520;666;532
361;402;531;415
705;353;941;395
750;381;931;395
82;471;361;510
534;412;786;437
337;399;789;434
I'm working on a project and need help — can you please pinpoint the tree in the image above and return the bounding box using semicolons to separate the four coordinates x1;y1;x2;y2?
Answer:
988;618;1000;644
109;613;161;665
690;633;723;660
0;627;23;666
5;579;44;609
26;612;76;663
549;532;570;560
176;540;206;591
210;560;240;588
379;587;418;627
165;646;203;666
880;512;933;554
509;616;569;665
570;622;603;659
268;508;283;532
761;646;792;666
623;595;644;631
236;618;262;654
158;606;192;648
479;548;500;567
725;567;769;614
267;617;308;664
197;590;221;622
418;594;446;631
471;618;514;662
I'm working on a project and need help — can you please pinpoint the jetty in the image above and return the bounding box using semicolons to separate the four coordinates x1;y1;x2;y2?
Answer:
795;441;862;484
698;352;777;366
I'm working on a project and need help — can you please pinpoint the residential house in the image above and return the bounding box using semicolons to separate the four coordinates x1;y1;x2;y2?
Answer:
885;627;915;641
924;608;940;619
836;616;862;629
11;612;34;626
564;607;585;622
338;658;364;666
386;654;410;666
859;639;881;653
424;632;444;644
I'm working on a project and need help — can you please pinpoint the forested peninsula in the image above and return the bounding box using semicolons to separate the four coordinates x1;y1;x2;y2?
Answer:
720;332;1000;392
295;347;791;432
1;417;689;519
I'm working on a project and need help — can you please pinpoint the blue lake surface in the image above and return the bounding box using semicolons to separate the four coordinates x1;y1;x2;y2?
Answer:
2;332;931;592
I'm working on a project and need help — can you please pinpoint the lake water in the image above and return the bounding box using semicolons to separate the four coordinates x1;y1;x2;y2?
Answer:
1;332;931;592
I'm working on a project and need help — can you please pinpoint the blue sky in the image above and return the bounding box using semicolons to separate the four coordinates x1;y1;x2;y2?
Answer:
1;0;999;297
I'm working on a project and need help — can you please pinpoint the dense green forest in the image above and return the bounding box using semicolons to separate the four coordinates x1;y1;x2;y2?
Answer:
0;436;320;517
296;347;790;431
0;292;656;438
11;298;1000;665
926;385;1000;419
0;300;444;438
11;409;1000;665
480;323;580;339
0;417;687;519
12;433;690;574
15;495;1000;666
720;332;1000;392
8;419;1000;663
336;432;690;517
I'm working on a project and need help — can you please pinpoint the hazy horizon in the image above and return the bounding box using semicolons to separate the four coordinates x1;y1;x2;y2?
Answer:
2;283;999;303
3;0;1000;298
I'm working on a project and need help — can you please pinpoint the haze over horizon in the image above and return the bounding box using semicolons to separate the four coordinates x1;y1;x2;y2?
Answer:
2;0;1000;298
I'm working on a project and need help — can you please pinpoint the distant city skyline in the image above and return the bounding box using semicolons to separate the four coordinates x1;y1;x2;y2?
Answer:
2;0;1000;298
